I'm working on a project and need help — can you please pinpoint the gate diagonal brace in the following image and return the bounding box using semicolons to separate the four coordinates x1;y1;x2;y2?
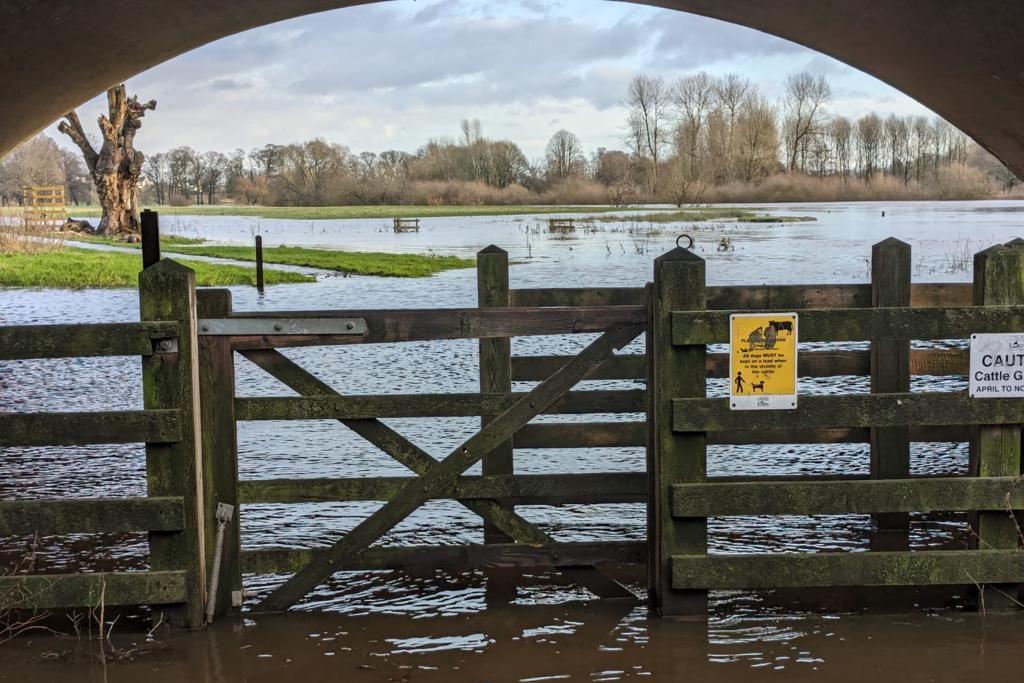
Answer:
251;322;644;612
242;347;637;602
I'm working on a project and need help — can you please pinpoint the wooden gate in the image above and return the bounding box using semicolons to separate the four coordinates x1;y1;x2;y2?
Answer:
195;245;652;613
650;238;1024;617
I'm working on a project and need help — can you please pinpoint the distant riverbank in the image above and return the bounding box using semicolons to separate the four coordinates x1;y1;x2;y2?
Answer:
68;204;652;221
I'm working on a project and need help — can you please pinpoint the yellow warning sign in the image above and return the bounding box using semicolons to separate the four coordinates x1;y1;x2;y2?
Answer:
729;312;798;410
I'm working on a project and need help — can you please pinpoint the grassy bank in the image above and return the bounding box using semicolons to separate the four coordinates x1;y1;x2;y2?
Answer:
0;248;315;288
59;234;471;277
68;204;648;221
62;234;206;247
171;244;473;277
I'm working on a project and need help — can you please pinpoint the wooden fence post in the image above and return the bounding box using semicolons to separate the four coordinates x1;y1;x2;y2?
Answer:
971;241;1024;608
477;246;515;601
141;209;160;268
255;235;265;294
197;288;240;619
649;245;707;617
870;237;911;548
140;258;206;628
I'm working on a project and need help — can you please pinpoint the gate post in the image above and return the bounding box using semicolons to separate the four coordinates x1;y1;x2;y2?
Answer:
970;241;1024;608
139;258;206;628
477;245;515;601
197;288;241;619
649;245;707;617
869;237;911;548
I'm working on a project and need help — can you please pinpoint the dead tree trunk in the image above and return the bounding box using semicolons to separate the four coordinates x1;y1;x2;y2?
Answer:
58;85;156;236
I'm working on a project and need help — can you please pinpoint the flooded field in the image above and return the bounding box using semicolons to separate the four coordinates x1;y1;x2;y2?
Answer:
2;200;1024;680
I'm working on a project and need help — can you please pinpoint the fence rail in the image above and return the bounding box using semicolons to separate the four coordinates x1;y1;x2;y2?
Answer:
0;321;178;360
0;496;184;535
0;409;181;447
511;283;974;309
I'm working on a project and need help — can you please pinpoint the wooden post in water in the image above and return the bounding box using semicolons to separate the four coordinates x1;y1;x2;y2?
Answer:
141;209;160;268
649;245;707;617
139;259;206;628
196;288;241;619
970;240;1024;608
869;237;911;549
255;235;265;293
477;245;515;602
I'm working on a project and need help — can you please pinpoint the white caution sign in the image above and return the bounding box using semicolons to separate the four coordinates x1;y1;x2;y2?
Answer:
729;312;798;410
969;333;1024;398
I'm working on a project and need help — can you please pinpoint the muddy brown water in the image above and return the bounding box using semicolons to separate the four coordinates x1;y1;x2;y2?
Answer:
3;201;1024;680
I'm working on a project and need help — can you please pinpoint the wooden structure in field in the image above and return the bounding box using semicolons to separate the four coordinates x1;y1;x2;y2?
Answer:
548;218;575;233
1;215;1023;625
393;217;420;233
21;185;65;226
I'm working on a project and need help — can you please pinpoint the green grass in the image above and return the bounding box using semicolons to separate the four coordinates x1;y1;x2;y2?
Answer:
590;208;760;223
170;244;473;278
0;248;315;289
67;204;652;220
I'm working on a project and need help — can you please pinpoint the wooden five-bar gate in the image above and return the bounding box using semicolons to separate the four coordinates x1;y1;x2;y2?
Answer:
2;231;1023;627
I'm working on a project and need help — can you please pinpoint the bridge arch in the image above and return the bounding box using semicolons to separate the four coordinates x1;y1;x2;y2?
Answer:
2;1;1023;176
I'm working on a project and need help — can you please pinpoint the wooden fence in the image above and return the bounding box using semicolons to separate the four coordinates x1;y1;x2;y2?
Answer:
21;185;65;226
393;217;420;232
3;230;1023;625
547;218;575;233
0;260;204;627
650;237;1024;617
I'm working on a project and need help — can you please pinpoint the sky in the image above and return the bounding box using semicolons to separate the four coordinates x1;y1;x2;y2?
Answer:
45;0;935;161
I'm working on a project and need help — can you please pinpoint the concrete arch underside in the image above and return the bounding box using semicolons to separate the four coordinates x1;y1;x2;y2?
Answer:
1;0;1022;177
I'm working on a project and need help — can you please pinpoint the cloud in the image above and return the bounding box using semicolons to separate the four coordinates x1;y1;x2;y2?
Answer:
42;0;934;159
646;11;804;69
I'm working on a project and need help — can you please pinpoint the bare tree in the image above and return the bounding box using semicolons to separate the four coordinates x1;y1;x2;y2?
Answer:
734;95;780;183
201;151;227;204
58;84;155;235
487;141;529;188
713;73;752;177
828;116;853;179
544;129;585;181
625;74;668;192
279;139;346;204
781;72;831;172
671;72;716;178
855;113;883;179
59;148;91;205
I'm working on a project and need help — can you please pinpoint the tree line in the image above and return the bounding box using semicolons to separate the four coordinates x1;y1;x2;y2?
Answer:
2;70;1020;209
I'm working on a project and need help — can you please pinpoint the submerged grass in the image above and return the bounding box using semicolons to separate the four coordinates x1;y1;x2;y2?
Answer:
68;204;648;220
169;244;474;277
0;248;315;289
590;208;759;223
737;215;817;223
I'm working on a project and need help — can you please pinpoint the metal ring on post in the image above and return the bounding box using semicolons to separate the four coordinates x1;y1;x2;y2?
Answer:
676;234;694;251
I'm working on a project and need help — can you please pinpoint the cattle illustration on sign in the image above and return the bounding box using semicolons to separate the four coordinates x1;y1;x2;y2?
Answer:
729;313;798;410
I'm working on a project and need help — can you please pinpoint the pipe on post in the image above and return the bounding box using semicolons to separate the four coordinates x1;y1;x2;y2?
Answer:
205;502;235;624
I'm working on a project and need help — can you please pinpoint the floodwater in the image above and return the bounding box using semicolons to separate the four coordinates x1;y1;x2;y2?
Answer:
2;200;1024;680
